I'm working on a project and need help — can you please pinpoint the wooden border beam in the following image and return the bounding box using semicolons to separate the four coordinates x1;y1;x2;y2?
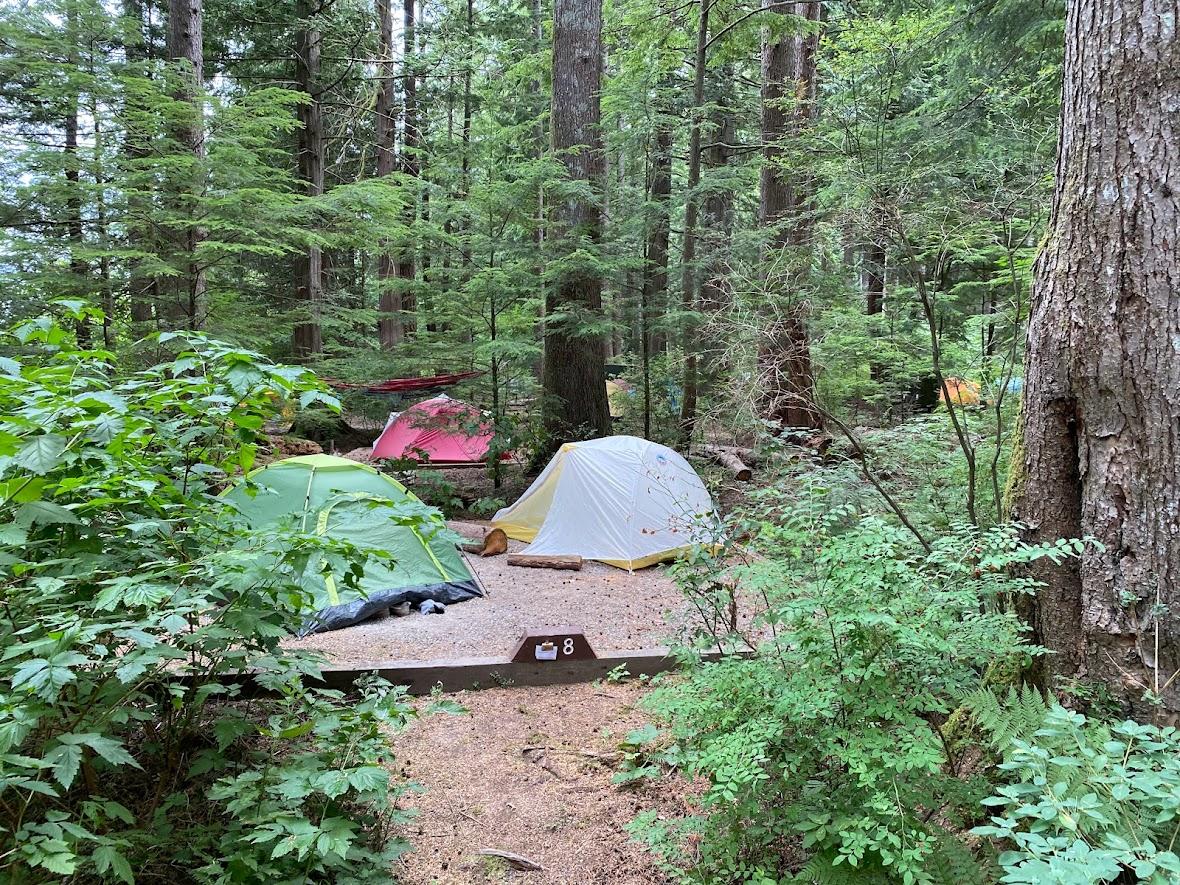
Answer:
312;648;704;694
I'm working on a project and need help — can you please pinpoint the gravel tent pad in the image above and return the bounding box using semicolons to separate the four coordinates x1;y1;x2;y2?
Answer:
284;521;690;664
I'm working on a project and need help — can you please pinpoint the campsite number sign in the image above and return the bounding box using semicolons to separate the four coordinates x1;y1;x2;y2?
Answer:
509;627;598;663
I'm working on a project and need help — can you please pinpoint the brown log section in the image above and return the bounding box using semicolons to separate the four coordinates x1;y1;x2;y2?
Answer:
697;444;752;481
506;554;583;570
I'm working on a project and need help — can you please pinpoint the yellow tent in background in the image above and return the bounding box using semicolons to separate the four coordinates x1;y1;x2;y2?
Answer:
606;379;633;419
939;377;981;406
491;436;719;570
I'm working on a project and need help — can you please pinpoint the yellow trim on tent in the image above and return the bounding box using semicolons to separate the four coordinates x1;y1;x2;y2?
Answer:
491;451;568;542
599;544;692;570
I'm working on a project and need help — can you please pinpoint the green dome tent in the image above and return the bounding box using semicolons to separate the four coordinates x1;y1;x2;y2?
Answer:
223;454;481;633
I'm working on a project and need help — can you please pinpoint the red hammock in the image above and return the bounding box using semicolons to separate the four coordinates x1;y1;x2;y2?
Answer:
324;370;483;394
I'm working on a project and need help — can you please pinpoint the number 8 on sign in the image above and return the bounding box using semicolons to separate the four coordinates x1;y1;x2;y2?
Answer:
562;637;575;656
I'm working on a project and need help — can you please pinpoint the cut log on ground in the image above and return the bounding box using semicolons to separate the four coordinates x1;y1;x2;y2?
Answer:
476;849;544;872
698;444;752;481
506;554;583;570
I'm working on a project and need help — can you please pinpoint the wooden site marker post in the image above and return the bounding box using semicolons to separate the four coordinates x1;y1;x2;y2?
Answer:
509;626;597;663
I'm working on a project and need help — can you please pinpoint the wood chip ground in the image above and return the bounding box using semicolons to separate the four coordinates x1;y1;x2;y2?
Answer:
393;682;688;884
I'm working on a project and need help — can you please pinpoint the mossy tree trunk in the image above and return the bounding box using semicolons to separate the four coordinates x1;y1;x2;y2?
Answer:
1014;0;1178;719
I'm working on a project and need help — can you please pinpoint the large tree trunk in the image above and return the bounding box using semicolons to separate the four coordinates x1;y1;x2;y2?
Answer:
164;0;206;329
757;0;823;431
375;0;399;348
541;0;610;444
676;0;711;447
1014;0;1179;719
292;0;324;358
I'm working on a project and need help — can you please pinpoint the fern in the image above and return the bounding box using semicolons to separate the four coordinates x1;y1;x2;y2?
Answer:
792;852;891;884
792;832;997;885
923;831;999;885
957;684;1051;757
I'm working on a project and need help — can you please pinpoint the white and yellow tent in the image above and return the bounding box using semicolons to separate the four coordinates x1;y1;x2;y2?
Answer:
491;435;719;569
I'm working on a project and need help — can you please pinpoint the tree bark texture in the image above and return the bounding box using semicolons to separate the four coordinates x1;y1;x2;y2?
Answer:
1014;0;1179;719
542;0;611;443
164;0;206;329
757;0;823;431
292;0;324;358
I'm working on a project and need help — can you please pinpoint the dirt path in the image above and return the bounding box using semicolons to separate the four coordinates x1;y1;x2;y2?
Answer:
394;682;685;884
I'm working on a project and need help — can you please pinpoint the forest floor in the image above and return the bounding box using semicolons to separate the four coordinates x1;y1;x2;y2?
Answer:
285;521;690;663
394;680;688;884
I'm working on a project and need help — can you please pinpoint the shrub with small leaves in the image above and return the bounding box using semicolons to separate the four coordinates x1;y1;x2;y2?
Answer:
631;483;1081;884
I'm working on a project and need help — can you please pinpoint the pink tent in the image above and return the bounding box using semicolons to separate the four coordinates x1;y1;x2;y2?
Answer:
371;395;501;465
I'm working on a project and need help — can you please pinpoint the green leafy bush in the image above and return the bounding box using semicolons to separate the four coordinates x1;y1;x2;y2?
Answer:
632;487;1079;884
0;306;429;882
974;706;1180;884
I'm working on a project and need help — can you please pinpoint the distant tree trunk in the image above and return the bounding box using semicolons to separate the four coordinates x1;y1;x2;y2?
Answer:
65;0;90;345
375;0;399;349
91;97;114;348
865;240;886;380
123;0;156;329
643;122;672;359
677;0;711;447
542;0;610;444
699;70;735;387
165;0;206;329
532;0;546;381
418;0;434;333
396;0;418;333
292;0;323;358
865;242;885;315
640;120;672;438
1014;0;1179;719
757;0;823;431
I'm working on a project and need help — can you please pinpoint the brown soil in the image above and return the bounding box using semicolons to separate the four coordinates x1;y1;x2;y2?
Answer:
394;681;687;884
284;522;691;664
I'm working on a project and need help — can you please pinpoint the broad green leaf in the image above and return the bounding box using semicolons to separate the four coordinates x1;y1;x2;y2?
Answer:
13;434;67;475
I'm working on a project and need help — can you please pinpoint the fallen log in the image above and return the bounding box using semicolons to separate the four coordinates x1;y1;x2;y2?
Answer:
506;554;583;570
698;444;752;481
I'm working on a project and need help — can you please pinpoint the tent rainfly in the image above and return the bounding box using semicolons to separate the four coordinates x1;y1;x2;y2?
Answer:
223;454;481;633
372;394;505;465
491;436;719;569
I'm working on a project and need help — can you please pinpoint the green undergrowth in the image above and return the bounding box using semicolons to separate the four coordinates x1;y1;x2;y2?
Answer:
0;305;453;882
